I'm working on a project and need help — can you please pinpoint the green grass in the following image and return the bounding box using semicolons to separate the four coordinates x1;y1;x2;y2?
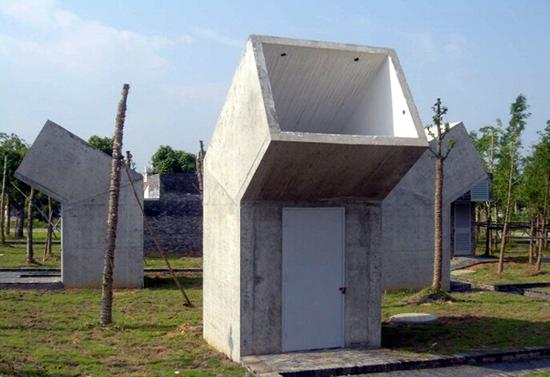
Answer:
0;242;62;268
0;274;245;376
144;256;202;270
1;285;548;375
453;261;550;285
1;235;202;270
382;290;550;354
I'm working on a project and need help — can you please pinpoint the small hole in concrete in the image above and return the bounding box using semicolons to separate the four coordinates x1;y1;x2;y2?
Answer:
280;52;287;57
354;57;360;62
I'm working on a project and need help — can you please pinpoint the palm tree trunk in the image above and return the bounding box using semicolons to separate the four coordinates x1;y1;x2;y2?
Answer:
26;188;35;264
100;84;130;326
498;159;514;274
432;158;443;290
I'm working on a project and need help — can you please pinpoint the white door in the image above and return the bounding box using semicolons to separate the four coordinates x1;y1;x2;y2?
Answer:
453;202;472;256
282;207;345;352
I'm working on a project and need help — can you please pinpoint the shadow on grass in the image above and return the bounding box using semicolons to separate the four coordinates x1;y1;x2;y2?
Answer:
0;365;75;377
382;315;550;355
144;274;202;290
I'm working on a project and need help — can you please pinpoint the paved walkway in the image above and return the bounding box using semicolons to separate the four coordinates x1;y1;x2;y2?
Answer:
0;270;62;289
354;358;550;376
451;256;496;271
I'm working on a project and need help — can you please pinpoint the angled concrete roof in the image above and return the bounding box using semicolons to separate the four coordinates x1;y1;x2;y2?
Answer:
206;35;428;202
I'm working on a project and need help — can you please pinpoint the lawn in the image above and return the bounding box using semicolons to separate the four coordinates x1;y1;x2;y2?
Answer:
382;290;550;354
1;280;549;376
1;239;202;270
0;273;244;377
453;261;550;285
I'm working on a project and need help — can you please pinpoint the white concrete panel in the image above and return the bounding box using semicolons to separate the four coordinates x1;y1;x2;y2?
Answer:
282;207;345;352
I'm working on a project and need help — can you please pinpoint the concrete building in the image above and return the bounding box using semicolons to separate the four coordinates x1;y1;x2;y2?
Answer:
143;173;202;256
381;122;488;291
15;120;144;288
203;35;428;361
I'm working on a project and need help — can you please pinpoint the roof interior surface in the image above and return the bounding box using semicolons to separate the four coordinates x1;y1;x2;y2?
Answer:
261;42;418;138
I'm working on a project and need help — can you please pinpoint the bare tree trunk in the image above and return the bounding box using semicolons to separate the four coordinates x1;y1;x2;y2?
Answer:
536;178;549;272
43;196;53;260
5;195;10;235
100;84;130;326
498;159;514;274
26;188;35;264
484;202;491;257
432;158;443;290
196;140;205;196
15;203;24;238
528;218;535;264
0;155;7;244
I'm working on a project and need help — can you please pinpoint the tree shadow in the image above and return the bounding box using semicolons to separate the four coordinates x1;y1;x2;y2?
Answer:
382;316;550;355
144;273;202;290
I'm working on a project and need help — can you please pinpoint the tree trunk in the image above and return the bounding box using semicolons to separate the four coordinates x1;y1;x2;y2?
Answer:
43;196;53;260
484;202;491;257
536;178;550;272
5;194;10;235
100;84;130;326
15;202;24;238
497;159;514;274
196;140;205;197
0;155;7;244
432;158;443;290
26;188;35;264
528;218;535;264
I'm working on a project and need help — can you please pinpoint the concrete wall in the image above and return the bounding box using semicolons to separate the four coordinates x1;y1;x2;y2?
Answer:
381;123;487;291
204;35;428;361
16;120;144;288
144;173;202;256
239;201;381;356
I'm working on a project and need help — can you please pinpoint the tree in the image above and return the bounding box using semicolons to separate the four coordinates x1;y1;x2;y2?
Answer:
426;98;455;291
496;95;530;274
26;188;36;264
1;155;7;244
470;124;501;256
522;120;550;272
0;133;29;239
101;84;130;326
88;135;114;156
150;145;196;174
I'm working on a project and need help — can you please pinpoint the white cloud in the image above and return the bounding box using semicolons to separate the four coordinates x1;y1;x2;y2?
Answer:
193;27;243;48
0;0;192;73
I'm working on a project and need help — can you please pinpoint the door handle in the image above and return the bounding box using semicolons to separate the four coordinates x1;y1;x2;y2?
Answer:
339;287;347;294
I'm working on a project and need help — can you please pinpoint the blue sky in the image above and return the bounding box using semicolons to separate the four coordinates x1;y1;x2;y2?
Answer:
1;0;549;169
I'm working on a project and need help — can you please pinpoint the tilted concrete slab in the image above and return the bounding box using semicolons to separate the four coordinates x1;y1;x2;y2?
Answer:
204;35;428;361
15;120;143;288
381;122;487;291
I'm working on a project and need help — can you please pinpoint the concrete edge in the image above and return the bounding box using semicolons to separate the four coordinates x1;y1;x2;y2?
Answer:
453;279;550;293
273;347;550;377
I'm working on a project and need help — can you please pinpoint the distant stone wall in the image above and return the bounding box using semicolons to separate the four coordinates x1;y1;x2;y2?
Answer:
144;173;202;256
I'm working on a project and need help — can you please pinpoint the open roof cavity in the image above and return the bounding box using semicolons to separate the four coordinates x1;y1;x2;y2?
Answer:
261;41;418;138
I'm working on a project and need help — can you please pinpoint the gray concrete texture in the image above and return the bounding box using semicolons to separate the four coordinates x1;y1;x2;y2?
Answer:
381;123;487;291
15;120;144;288
203;35;429;361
